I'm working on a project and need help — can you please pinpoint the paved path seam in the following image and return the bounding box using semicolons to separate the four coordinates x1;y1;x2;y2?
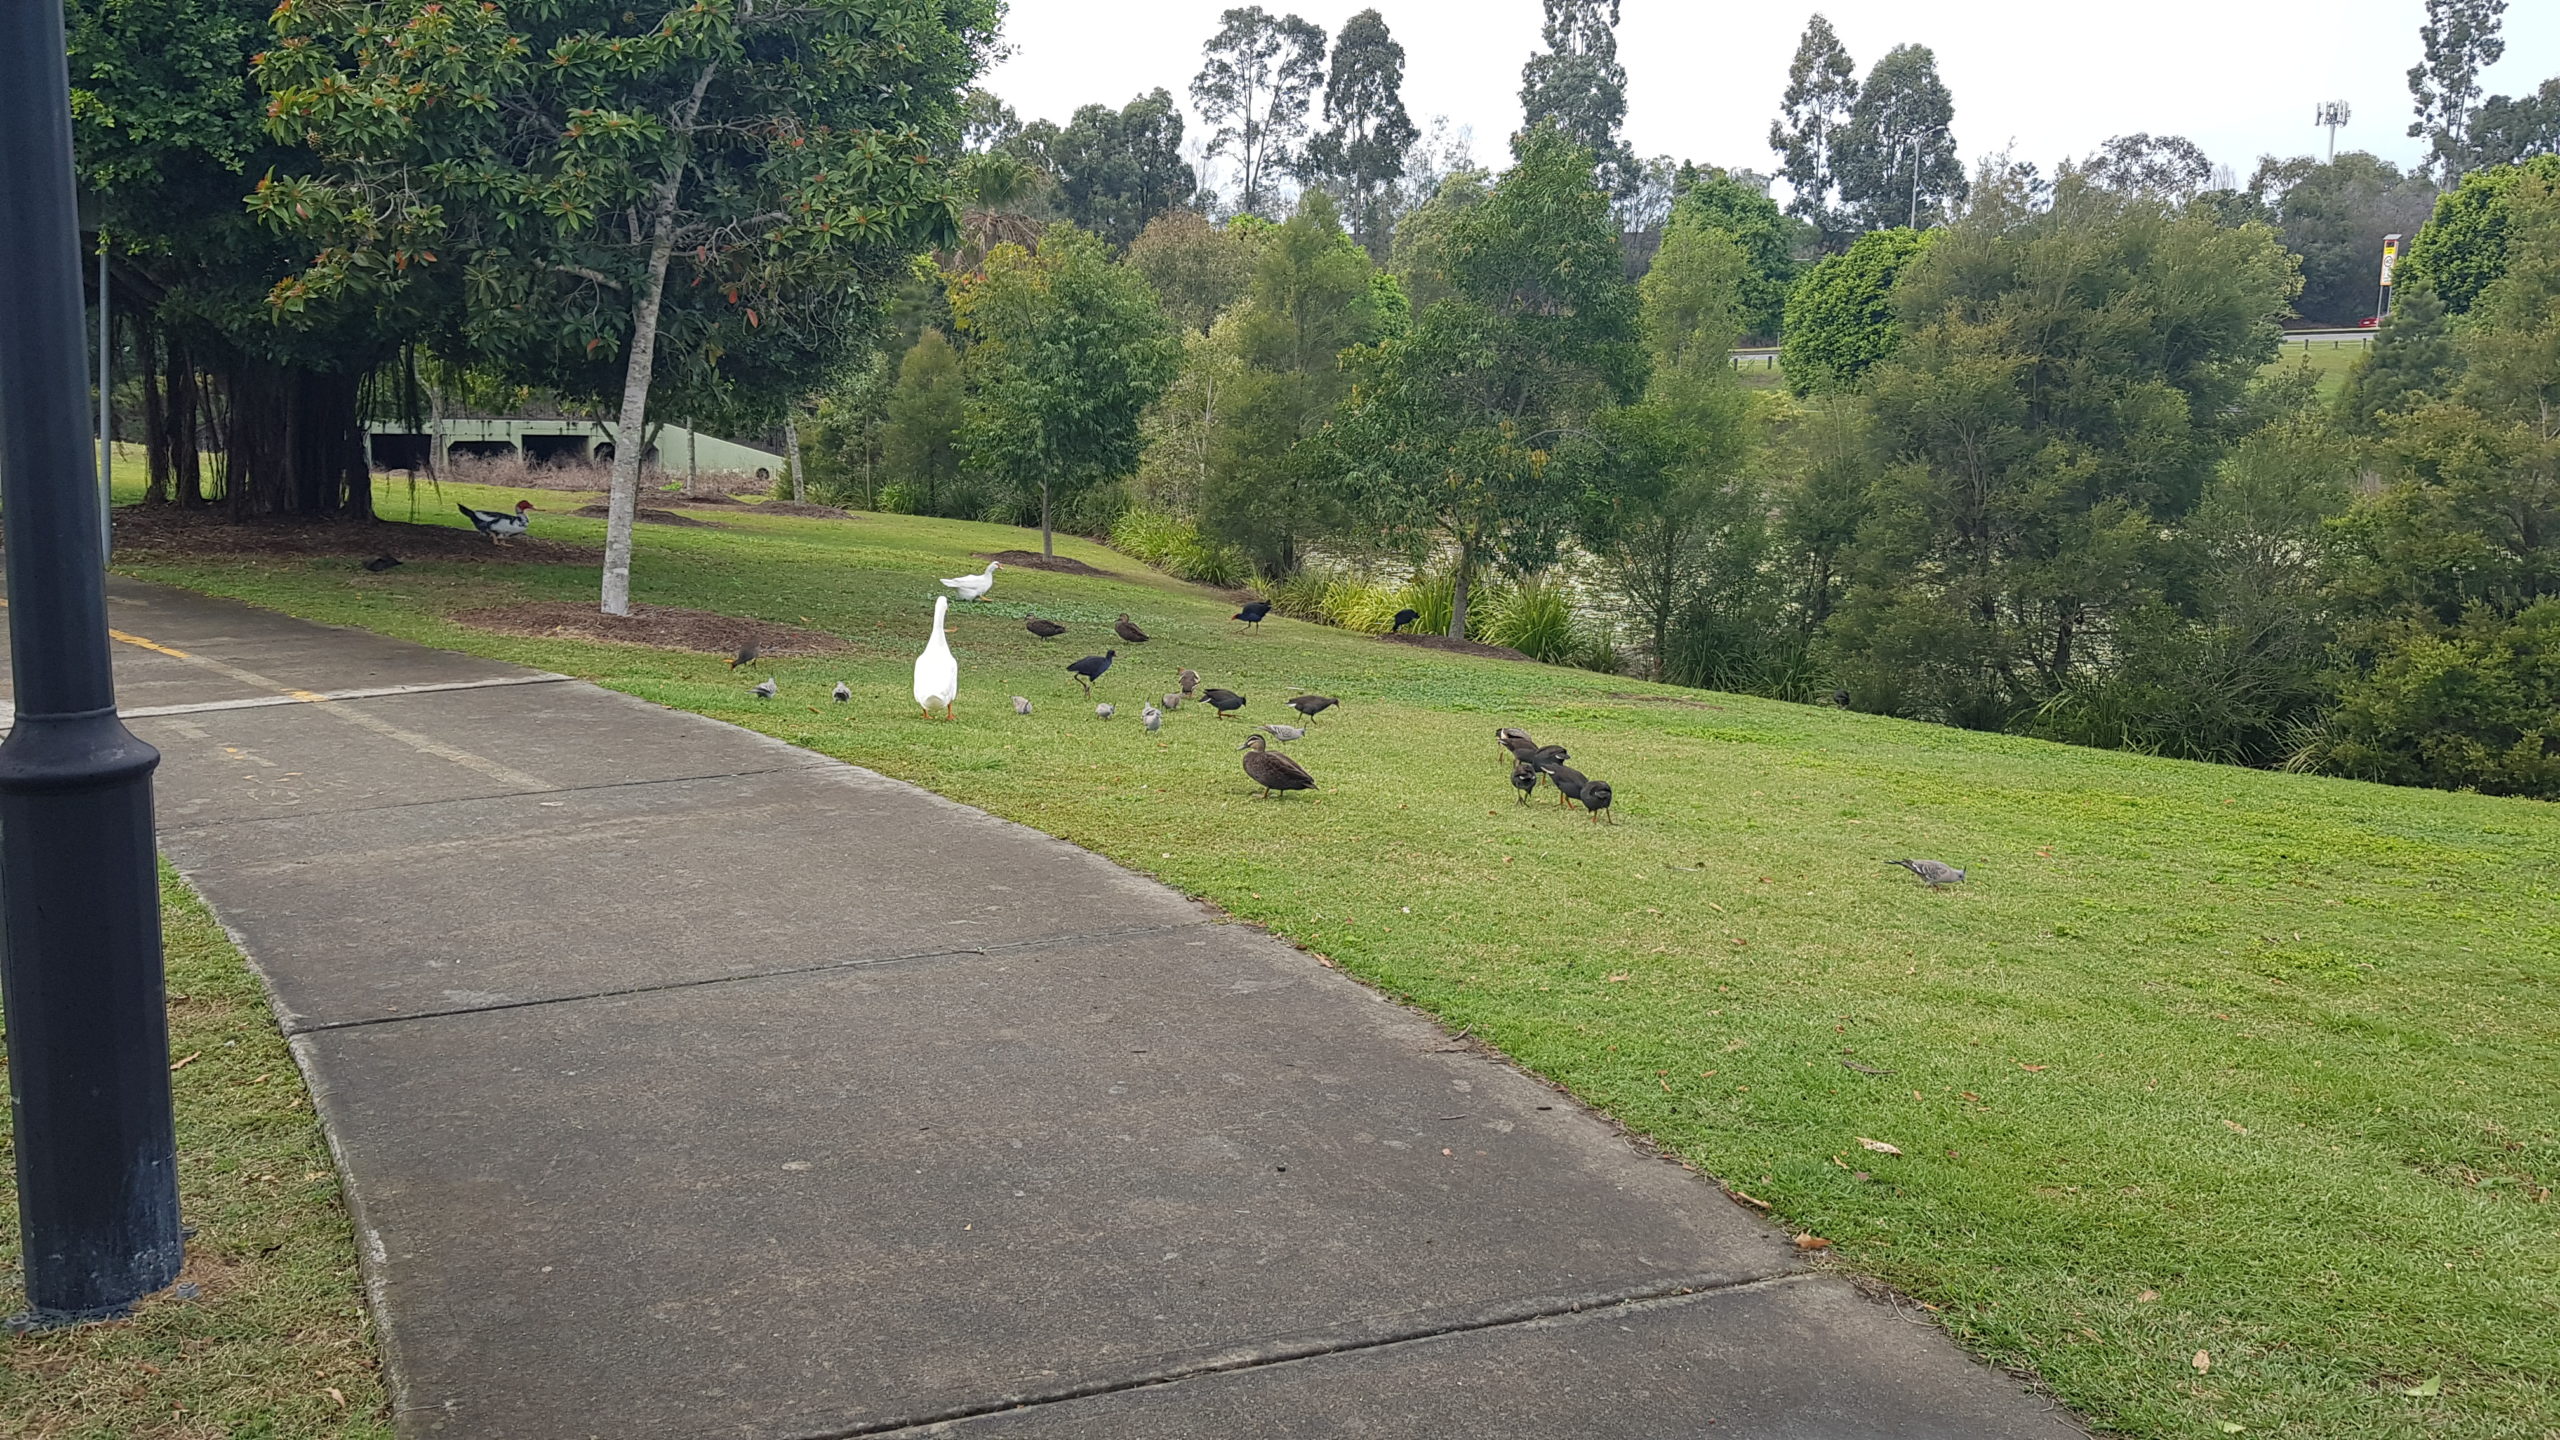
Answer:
275;919;1226;1037
807;1270;1817;1439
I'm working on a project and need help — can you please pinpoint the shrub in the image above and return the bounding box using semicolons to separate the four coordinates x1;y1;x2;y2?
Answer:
1110;505;1252;588
1480;578;1582;662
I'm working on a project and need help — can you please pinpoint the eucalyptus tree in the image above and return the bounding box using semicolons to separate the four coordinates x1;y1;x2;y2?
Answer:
1192;7;1329;217
1767;14;1860;250
256;0;996;614
2468;77;2560;169
1835;44;1963;232
1047;90;1198;246
1335;125;1644;637
1518;0;1637;198
2407;0;2508;184
1302;10;1418;260
2080;133;2215;200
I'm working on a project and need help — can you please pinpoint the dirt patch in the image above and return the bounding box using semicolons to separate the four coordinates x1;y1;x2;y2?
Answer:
1607;691;1727;711
975;549;1112;576
744;500;854;519
450;601;849;657
1375;631;1536;662
571;504;721;527
669;491;743;504
100;506;600;563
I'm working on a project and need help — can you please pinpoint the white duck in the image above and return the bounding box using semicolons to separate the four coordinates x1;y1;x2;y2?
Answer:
913;596;959;720
941;561;1000;602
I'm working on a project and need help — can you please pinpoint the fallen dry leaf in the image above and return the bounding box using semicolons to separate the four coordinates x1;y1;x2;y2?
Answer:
2020;1063;2049;1072
1726;1187;1771;1210
2402;1376;2442;1398
2137;1289;2160;1303
327;1388;347;1408
168;1052;202;1072
2193;1349;2212;1374
1794;1233;1833;1251
1857;1137;1904;1156
1605;972;1631;983
2223;1119;2250;1136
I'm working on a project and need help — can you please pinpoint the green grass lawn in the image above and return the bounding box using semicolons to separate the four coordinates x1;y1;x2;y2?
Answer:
112;475;2557;1440
0;870;391;1440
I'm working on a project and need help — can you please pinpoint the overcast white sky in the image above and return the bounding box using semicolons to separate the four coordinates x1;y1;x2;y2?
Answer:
985;0;2560;195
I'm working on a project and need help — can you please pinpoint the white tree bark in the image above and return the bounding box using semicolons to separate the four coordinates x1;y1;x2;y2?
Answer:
599;60;717;616
599;175;682;616
785;420;805;501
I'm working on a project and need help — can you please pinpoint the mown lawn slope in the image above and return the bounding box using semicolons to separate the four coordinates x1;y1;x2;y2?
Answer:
119;478;2559;1440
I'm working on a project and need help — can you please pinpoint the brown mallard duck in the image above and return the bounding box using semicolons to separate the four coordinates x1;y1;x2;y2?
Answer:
1113;613;1151;644
1239;733;1316;798
1201;686;1246;718
1025;616;1067;640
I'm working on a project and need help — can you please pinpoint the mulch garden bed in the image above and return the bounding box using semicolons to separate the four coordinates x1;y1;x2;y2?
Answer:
1374;631;1536;662
447;601;849;657
99;507;600;563
974;549;1111;576
742;500;853;518
570;504;721;527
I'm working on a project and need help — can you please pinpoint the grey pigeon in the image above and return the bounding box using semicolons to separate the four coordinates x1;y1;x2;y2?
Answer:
1888;859;1965;889
1258;723;1306;743
1095;703;1115;721
831;681;851;703
1160;692;1183;712
1012;695;1032;716
752;677;777;699
1141;705;1163;734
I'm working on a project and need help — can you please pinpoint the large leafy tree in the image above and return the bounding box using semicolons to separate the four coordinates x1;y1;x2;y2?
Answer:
952;226;1180;555
1302;9;1417;261
1778;227;1929;396
2079;133;2214;199
2398;153;2560;314
1192;6;1328;218
2407;0;2508;185
1043;90;1197;247
2319;174;2560;795
2468;76;2560;169
257;0;996;614
2248;152;2438;325
1766;13;1859;251
1576;213;1756;679
1126;210;1260;335
1517;0;1637;199
1335;124;1644;636
69;0;407;516
1835;44;1963;233
1196;193;1397;576
1823;174;2295;726
1667;165;1797;340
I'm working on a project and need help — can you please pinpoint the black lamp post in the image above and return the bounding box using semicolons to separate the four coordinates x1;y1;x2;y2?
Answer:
0;0;182;1324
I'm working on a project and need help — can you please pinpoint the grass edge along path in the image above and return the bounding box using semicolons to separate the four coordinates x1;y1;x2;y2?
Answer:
0;867;393;1440
114;478;2559;1440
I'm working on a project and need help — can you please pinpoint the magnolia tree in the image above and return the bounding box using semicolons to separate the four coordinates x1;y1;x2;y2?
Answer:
256;0;995;613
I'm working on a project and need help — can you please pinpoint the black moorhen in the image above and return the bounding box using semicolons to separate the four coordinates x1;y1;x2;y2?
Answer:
1067;648;1117;695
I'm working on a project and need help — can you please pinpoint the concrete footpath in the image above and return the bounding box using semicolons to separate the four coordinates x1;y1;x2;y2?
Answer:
7;578;2082;1438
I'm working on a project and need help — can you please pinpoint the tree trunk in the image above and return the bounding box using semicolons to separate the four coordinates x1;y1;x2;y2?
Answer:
785;421;805;502
209;352;373;519
1448;542;1475;639
426;375;446;480
600;170;686;617
138;319;168;505
1040;479;1053;557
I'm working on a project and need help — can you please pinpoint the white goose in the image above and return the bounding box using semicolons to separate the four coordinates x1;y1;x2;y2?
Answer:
913;596;959;721
941;561;1000;602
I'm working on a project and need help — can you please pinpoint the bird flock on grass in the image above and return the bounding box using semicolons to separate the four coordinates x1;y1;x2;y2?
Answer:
723;555;1966;893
